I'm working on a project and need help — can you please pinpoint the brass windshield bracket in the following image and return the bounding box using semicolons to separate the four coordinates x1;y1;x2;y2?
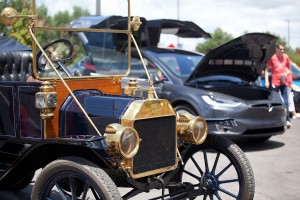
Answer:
112;77;122;85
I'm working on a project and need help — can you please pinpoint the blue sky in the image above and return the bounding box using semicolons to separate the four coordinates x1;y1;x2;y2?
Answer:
38;0;300;51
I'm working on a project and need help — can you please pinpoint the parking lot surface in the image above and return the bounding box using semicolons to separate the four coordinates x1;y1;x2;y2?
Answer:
0;119;299;200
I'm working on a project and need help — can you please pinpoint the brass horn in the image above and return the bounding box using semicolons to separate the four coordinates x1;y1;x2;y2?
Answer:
0;7;33;26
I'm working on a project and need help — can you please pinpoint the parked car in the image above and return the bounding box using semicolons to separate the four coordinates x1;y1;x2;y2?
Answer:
130;37;286;141
70;16;286;141
259;61;300;112
294;90;300;112
290;62;300;112
0;1;254;199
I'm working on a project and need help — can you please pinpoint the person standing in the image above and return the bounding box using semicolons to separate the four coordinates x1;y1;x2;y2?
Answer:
264;44;292;128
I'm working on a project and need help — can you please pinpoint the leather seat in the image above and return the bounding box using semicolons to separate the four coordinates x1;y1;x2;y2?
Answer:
0;51;33;82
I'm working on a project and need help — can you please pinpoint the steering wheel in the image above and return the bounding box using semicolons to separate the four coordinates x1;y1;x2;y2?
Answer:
36;38;74;77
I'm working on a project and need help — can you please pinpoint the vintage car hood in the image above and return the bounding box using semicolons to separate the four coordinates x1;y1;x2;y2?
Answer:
147;19;211;46
185;33;277;83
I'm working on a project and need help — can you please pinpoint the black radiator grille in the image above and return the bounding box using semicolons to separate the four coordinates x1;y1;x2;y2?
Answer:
132;116;177;174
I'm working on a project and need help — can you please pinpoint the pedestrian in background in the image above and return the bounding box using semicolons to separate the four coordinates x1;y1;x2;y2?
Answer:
288;84;300;119
288;90;300;119
264;43;292;128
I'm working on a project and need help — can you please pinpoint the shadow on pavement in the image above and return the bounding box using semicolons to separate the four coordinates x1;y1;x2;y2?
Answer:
235;139;285;152
0;185;32;200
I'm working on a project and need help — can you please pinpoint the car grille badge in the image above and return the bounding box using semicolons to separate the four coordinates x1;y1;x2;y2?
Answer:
268;104;273;112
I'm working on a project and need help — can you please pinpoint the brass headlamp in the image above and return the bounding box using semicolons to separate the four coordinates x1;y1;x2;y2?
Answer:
177;112;207;144
104;123;140;160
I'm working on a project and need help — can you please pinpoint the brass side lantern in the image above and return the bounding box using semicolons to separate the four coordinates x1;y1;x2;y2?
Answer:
35;81;57;120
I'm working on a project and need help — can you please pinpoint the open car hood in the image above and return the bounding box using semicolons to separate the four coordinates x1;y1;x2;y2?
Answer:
147;19;211;46
185;33;277;83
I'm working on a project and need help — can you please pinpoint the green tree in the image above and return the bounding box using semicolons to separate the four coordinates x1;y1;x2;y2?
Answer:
0;0;32;46
196;28;234;53
35;5;90;45
72;6;90;19
1;1;90;46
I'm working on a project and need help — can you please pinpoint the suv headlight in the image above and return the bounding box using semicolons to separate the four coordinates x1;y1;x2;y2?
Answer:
202;95;241;107
104;123;140;159
177;112;207;144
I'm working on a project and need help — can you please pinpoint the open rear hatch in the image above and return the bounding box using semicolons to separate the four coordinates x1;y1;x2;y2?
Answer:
186;33;277;83
146;19;211;46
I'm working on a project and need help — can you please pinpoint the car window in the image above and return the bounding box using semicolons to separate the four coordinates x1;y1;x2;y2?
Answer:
291;63;300;78
128;57;166;81
151;52;202;79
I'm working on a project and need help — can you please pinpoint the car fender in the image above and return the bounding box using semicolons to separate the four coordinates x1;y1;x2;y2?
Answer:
0;138;114;189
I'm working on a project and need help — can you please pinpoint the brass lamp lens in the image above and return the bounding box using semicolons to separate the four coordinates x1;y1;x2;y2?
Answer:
121;129;138;156
194;120;205;141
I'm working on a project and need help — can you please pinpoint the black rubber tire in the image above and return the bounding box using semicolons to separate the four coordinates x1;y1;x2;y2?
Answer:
31;157;121;200
174;104;197;115
174;135;255;200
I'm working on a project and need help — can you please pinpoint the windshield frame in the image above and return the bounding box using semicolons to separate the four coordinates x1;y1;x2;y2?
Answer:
31;0;133;81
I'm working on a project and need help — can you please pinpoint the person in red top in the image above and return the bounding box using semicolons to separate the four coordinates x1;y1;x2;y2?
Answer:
264;43;291;127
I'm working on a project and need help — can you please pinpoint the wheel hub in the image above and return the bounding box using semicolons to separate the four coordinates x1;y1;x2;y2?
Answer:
201;173;218;193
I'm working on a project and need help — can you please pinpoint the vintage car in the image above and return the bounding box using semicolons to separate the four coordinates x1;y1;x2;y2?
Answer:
0;0;254;199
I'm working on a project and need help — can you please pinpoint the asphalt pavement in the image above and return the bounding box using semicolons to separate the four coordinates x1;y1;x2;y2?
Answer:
0;118;300;200
237;118;300;200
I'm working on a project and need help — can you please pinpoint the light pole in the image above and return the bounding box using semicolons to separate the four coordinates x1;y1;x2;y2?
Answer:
286;19;290;48
96;0;101;15
177;0;181;48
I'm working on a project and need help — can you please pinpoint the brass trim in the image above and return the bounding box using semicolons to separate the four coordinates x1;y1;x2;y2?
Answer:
104;123;140;159
120;99;178;178
177;113;208;145
122;99;176;122
36;26;129;34
130;164;178;179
